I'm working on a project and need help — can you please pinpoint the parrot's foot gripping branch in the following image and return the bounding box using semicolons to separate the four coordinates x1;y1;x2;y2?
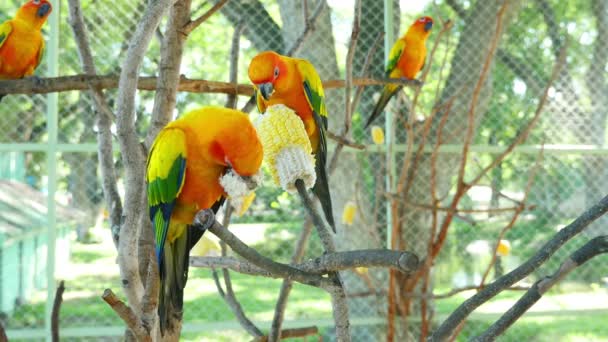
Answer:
193;209;217;232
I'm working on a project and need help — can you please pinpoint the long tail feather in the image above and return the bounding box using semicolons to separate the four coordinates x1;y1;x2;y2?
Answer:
364;85;402;129
313;154;336;232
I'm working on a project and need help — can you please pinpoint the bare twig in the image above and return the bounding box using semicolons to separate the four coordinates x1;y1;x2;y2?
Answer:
67;0;122;247
478;146;544;288
183;0;229;35
286;0;326;56
254;326;319;342
473;235;608;341
0;322;6;342
218;203;264;338
144;0;193;149
269;218;314;341
51;280;65;342
326;130;366;150
431;194;608;341
225;21;244;109
102;289;150;341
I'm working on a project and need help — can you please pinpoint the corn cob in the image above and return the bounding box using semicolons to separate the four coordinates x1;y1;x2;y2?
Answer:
220;168;263;216
254;104;316;192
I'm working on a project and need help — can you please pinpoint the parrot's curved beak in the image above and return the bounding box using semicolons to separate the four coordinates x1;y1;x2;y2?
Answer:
258;82;274;100
424;21;433;32
37;3;51;18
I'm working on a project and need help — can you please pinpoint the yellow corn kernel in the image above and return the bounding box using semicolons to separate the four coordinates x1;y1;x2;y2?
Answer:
235;192;256;217
255;104;316;191
371;125;385;145
342;201;357;225
496;239;511;257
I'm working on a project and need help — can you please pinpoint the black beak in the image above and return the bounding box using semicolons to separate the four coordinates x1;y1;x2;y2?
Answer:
258;82;274;100
37;3;51;18
424;21;433;32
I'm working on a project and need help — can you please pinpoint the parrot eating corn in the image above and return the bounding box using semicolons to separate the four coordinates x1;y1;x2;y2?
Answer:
365;16;433;128
248;51;336;232
0;0;52;100
147;106;263;334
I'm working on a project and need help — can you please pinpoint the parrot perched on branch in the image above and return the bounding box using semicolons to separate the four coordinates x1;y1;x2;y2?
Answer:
248;51;336;232
364;16;433;128
0;0;52;100
146;106;263;334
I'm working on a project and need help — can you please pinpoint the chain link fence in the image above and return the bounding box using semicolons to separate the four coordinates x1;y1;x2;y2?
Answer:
0;0;607;340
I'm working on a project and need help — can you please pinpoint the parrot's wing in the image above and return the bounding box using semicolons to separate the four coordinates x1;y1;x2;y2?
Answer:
0;21;13;50
296;59;328;120
146;128;187;269
297;60;335;231
254;88;267;113
35;38;45;70
385;38;406;77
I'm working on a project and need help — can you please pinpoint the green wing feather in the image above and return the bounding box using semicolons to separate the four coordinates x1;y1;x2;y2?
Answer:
35;38;45;70
296;59;335;231
0;21;12;51
385;38;406;77
146;128;188;271
296;59;327;119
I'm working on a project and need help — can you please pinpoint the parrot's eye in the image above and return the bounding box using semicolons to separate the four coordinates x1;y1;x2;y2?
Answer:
273;66;280;78
418;17;426;22
32;0;40;4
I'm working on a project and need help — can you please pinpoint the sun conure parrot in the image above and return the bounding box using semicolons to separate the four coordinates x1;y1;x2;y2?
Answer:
147;106;263;334
248;51;336;232
0;0;52;100
364;16;433;128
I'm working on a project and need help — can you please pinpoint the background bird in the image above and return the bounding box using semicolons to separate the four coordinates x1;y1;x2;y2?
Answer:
0;0;53;100
365;16;433;128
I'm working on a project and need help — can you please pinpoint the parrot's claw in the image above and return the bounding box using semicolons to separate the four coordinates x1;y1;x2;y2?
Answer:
193;209;216;231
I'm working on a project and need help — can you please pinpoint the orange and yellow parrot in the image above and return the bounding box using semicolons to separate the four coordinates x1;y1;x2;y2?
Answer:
364;16;433;128
248;51;335;232
147;106;263;334
0;0;52;100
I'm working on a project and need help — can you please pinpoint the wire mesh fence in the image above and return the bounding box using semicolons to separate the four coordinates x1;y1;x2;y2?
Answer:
0;0;607;340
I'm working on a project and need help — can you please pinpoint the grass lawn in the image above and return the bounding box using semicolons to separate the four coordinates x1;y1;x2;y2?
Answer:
6;225;608;341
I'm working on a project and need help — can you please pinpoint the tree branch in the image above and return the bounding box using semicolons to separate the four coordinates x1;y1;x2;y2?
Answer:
191;249;418;276
225;21;244;109
431;194;608;341
67;0;123;248
193;210;333;288
473;235;608;341
0;75;420;96
294;180;350;341
51;280;65;342
286;0;326;56
183;0;229;35
269;218;313;342
114;0;176;318
102;289;151;341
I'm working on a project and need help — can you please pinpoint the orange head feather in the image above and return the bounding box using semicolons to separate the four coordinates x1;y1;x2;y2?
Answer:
406;16;433;40
15;0;52;29
248;50;291;101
